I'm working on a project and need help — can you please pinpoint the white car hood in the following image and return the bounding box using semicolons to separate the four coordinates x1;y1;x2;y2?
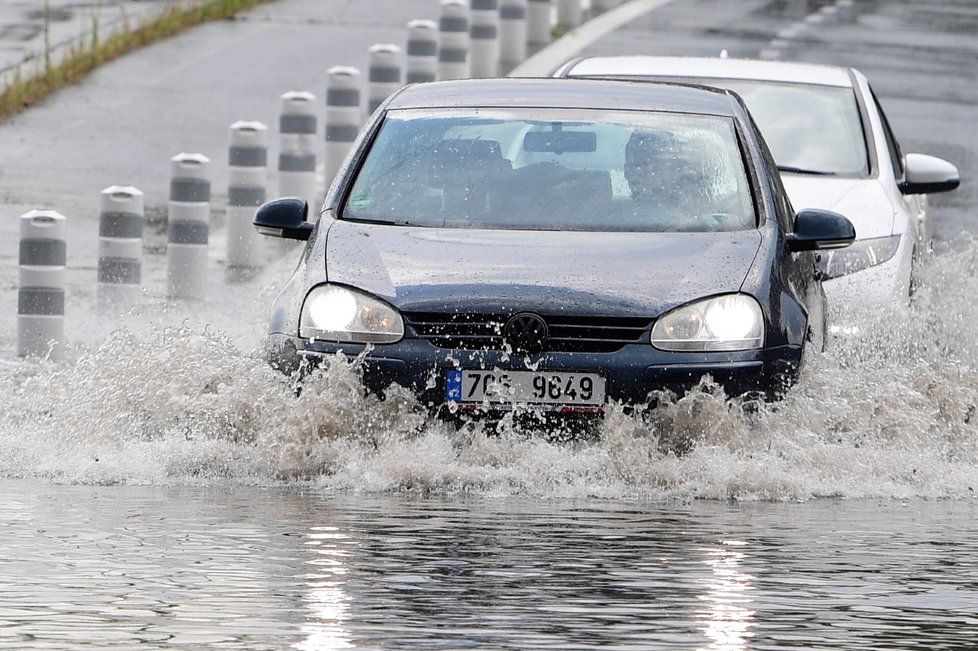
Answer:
782;175;897;240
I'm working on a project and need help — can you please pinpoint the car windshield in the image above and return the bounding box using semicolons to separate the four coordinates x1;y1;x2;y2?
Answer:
342;108;756;232
675;78;869;176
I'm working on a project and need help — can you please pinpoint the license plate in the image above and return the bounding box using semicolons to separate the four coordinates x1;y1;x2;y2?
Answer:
445;369;606;406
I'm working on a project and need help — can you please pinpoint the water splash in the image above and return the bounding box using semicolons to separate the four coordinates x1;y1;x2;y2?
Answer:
3;247;978;500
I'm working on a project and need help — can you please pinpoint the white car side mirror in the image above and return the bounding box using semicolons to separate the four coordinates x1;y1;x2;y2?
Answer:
900;153;960;195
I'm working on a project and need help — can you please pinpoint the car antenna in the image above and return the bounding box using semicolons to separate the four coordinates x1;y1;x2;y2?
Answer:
719;49;729;59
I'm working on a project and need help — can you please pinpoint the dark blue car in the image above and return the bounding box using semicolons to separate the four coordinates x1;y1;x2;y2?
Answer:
255;79;854;415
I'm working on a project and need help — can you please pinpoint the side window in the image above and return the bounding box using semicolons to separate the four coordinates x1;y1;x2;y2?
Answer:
870;88;904;178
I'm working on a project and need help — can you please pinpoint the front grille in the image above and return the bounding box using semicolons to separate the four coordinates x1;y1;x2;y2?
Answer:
404;312;652;354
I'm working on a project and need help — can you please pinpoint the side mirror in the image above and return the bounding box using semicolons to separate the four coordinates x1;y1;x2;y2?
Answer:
253;198;314;240
787;209;856;252
900;153;960;195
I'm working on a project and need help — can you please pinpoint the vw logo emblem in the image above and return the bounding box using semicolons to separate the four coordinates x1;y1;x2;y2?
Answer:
504;313;548;355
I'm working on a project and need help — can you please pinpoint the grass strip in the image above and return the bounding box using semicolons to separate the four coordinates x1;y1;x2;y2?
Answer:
0;0;276;123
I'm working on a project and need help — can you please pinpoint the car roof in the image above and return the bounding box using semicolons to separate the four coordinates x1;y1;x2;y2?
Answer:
565;56;854;88
387;78;743;117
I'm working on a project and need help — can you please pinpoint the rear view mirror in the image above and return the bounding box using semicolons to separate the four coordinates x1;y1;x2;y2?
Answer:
787;209;856;252
523;130;597;154
900;153;960;195
253;198;313;240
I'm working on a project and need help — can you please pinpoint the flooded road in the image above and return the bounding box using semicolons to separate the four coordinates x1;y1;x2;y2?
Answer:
4;481;978;648
2;0;978;647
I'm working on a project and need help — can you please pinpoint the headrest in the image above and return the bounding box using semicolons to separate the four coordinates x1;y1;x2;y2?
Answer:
430;139;505;187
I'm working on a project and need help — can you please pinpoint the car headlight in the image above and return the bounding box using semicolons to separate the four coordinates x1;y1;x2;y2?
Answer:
651;294;764;352
818;234;901;280
299;285;404;343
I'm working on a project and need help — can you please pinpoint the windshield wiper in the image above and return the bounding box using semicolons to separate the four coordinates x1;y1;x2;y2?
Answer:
778;166;839;176
342;216;415;227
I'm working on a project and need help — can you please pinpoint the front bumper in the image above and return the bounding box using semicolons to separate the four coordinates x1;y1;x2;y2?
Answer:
269;334;803;406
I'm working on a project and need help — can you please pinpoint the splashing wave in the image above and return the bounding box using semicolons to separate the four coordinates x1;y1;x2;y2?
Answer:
3;247;978;500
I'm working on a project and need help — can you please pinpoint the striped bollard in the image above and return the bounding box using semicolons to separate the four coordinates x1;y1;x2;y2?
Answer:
499;0;528;74
324;66;362;191
406;19;438;83
470;0;500;78
557;0;584;30
18;210;66;360
527;0;553;52
97;186;143;311
278;91;319;214
166;153;211;300
227;121;267;276
368;44;402;114
438;0;470;80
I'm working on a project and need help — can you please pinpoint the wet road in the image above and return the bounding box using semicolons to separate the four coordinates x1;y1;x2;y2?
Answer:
2;0;978;648
4;479;978;649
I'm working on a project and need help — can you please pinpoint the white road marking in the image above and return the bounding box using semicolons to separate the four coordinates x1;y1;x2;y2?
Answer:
758;0;851;62
510;0;676;77
776;24;806;39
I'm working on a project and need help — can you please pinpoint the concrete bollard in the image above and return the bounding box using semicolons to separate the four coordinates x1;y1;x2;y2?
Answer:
469;0;500;78
406;19;439;83
557;0;584;30
438;0;470;80
527;0;553;51
368;44;403;114
166;153;211;300
227;121;267;276
324;66;362;191
18;210;66;360
499;0;528;74
97;186;144;311
278;91;319;214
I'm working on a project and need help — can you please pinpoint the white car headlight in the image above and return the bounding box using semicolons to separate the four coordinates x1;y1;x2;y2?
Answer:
299;285;404;343
651;294;764;352
818;234;901;280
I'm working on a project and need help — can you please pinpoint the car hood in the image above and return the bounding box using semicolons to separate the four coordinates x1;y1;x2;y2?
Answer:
324;220;762;318
782;175;896;239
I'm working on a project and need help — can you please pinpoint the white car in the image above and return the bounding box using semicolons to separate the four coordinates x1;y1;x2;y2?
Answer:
555;56;960;310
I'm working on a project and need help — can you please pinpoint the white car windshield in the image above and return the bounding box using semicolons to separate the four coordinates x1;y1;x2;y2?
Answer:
682;79;869;176
343;108;756;232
